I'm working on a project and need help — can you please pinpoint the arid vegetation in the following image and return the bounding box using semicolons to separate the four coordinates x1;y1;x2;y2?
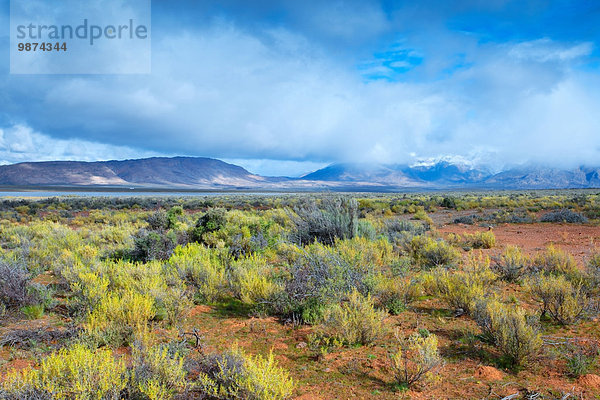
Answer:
0;191;600;399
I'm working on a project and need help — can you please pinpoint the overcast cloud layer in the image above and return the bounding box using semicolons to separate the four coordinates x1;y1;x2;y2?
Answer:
1;0;599;176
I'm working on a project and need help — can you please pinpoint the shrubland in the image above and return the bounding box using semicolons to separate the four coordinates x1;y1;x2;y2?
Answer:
0;192;599;399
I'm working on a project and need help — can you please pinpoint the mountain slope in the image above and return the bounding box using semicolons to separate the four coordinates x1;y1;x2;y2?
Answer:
1;157;599;190
0;157;266;188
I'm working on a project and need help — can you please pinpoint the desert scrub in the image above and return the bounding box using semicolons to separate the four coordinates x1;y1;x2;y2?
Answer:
1;344;128;400
493;245;530;282
131;341;187;400
384;219;427;246
0;257;34;308
193;345;294;400
271;242;372;319
472;298;542;369
335;236;395;270
372;275;421;315
408;235;460;269
527;274;588;325
86;291;155;347
390;330;444;388
288;197;358;246
229;254;282;306
532;245;580;279
425;255;495;316
462;231;496;249
540;209;588;223
190;207;226;244
167;243;227;303
587;251;600;285
317;289;387;346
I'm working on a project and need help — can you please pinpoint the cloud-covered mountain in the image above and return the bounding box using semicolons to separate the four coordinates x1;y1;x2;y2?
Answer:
0;157;599;190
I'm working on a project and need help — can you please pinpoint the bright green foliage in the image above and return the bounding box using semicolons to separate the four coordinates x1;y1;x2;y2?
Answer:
390;331;444;388
318;289;387;346
87;291;155;347
527;274;588;325
195;345;294;400
229;254;282;306
20;304;44;320
168;243;227;303
473;298;542;368
1;344;128;400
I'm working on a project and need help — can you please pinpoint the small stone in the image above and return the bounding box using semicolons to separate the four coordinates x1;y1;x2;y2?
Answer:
296;341;307;349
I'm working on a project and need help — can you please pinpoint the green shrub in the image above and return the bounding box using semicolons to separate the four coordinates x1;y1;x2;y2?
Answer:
532;245;580;279
426;256;494;316
586;252;600;285
372;275;421;315
527;274;588;325
86;291;155;347
390;330;444;388
190;208;226;244
408;236;460;269
462;231;496;249
472;299;541;369
194;345;294;400
229;254;282;306
272;242;372;318
318;289;387;346
1;344;128;399
168;243;227;303
21;304;44;320
494;245;529;282
131;341;187;400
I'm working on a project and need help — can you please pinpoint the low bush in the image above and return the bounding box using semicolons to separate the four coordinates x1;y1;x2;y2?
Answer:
462;231;496;249
193;345;294;400
190;208;226;244
86;291;155;347
384;219;427;246
131;341;187;400
272;243;372;319
229;254;282;307
289;197;358;246
540;209;588;223
472;298;542;369
1;344;128;399
372;275;421;315
532;245;580;279
168;243;227;303
317;289;387;346
0;257;33;308
493;245;529;282
408;236;460;269
527;274;588;325
390;330;444;388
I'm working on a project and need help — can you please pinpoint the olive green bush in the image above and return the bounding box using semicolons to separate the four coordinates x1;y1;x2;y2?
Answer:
390;330;444;388
317;289;387;346
527;274;588;325
472;298;542;368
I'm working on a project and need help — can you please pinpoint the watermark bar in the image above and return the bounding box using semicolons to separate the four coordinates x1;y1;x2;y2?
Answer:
10;0;151;74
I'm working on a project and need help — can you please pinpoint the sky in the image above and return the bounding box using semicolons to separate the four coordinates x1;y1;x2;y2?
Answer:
1;0;599;176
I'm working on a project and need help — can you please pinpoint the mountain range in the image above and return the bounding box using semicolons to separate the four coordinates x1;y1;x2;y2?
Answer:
1;157;599;191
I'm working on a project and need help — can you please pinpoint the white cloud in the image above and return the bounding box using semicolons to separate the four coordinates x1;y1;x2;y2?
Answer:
0;124;159;165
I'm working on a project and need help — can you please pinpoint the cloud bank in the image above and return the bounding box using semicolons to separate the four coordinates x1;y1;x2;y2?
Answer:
1;0;599;176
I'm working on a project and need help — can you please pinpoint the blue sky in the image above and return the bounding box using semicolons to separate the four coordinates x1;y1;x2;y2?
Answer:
1;0;599;176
